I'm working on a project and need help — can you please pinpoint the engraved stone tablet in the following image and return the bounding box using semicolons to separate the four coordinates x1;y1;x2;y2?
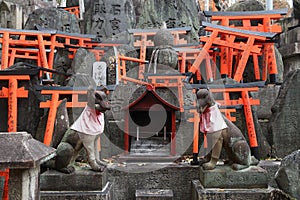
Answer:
93;61;107;86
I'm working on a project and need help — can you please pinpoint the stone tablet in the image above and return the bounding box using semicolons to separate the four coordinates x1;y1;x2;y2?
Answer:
93;61;107;86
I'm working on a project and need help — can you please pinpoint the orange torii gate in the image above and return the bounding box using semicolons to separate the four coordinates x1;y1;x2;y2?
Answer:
187;82;263;164
0;28;59;70
64;6;80;19
128;27;191;80
39;89;88;146
203;9;287;82
0;27;99;72
187;22;277;83
116;54;187;112
0;74;30;200
176;47;215;82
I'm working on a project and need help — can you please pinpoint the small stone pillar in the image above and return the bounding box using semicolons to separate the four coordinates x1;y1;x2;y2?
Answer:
0;132;55;200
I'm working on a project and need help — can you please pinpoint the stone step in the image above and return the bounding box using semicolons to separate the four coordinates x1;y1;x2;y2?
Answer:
136;189;173;200
130;148;170;153
41;182;112;200
192;180;276;200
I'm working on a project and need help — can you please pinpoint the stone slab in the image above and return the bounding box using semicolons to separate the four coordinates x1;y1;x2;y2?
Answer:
278;42;300;58
199;165;268;189
192;180;273;200
41;182;112;200
40;167;107;191
135;189;173;200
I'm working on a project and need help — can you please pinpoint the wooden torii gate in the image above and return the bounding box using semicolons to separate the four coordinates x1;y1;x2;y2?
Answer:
186;22;277;83
203;9;287;83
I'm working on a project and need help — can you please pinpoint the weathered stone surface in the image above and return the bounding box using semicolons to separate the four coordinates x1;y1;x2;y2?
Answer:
84;0;136;42
51;99;69;148
279;42;300;58
258;160;281;188
136;189;173;200
293;0;300;19
9;167;40;200
106;163;199;200
199;165;268;189
71;48;96;75
24;7;80;33
268;69;300;158
0;132;55;168
40;168;106;191
278;42;300;78
226;0;264;12
269;189;295;200
274;46;285;83
52;49;73;86
192;180;285;200
275;150;300;199
279;27;300;47
136;0;200;43
41;182;113;200
132;0;146;24
255;85;280;120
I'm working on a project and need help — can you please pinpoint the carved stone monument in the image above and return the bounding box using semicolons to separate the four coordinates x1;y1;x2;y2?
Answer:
84;0;136;42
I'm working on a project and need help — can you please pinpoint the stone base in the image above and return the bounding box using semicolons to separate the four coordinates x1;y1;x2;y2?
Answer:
199;165;268;189
192;180;273;200
258;160;281;188
40;166;107;191
41;182;113;200
135;189;173;200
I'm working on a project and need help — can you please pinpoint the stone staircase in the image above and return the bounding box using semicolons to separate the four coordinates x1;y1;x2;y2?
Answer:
118;137;180;162
130;137;170;156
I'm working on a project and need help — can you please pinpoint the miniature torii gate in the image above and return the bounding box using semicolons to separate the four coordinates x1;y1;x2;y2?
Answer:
0;28;99;71
187;22;277;83
203;9;287;82
117;54;186;112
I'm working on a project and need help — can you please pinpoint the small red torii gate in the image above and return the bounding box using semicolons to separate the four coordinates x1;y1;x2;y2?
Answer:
203;9;287;82
187;22;277;83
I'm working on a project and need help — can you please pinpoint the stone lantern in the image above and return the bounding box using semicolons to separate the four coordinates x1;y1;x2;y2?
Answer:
0;132;55;200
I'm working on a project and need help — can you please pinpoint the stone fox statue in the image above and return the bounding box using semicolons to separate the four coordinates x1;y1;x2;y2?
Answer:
45;86;111;173
196;89;258;170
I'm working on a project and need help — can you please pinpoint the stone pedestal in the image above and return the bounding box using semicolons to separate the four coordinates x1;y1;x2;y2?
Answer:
40;166;112;200
40;167;107;191
199;166;268;189
135;189;173;200
192;180;274;200
193;165;272;200
0;132;55;200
